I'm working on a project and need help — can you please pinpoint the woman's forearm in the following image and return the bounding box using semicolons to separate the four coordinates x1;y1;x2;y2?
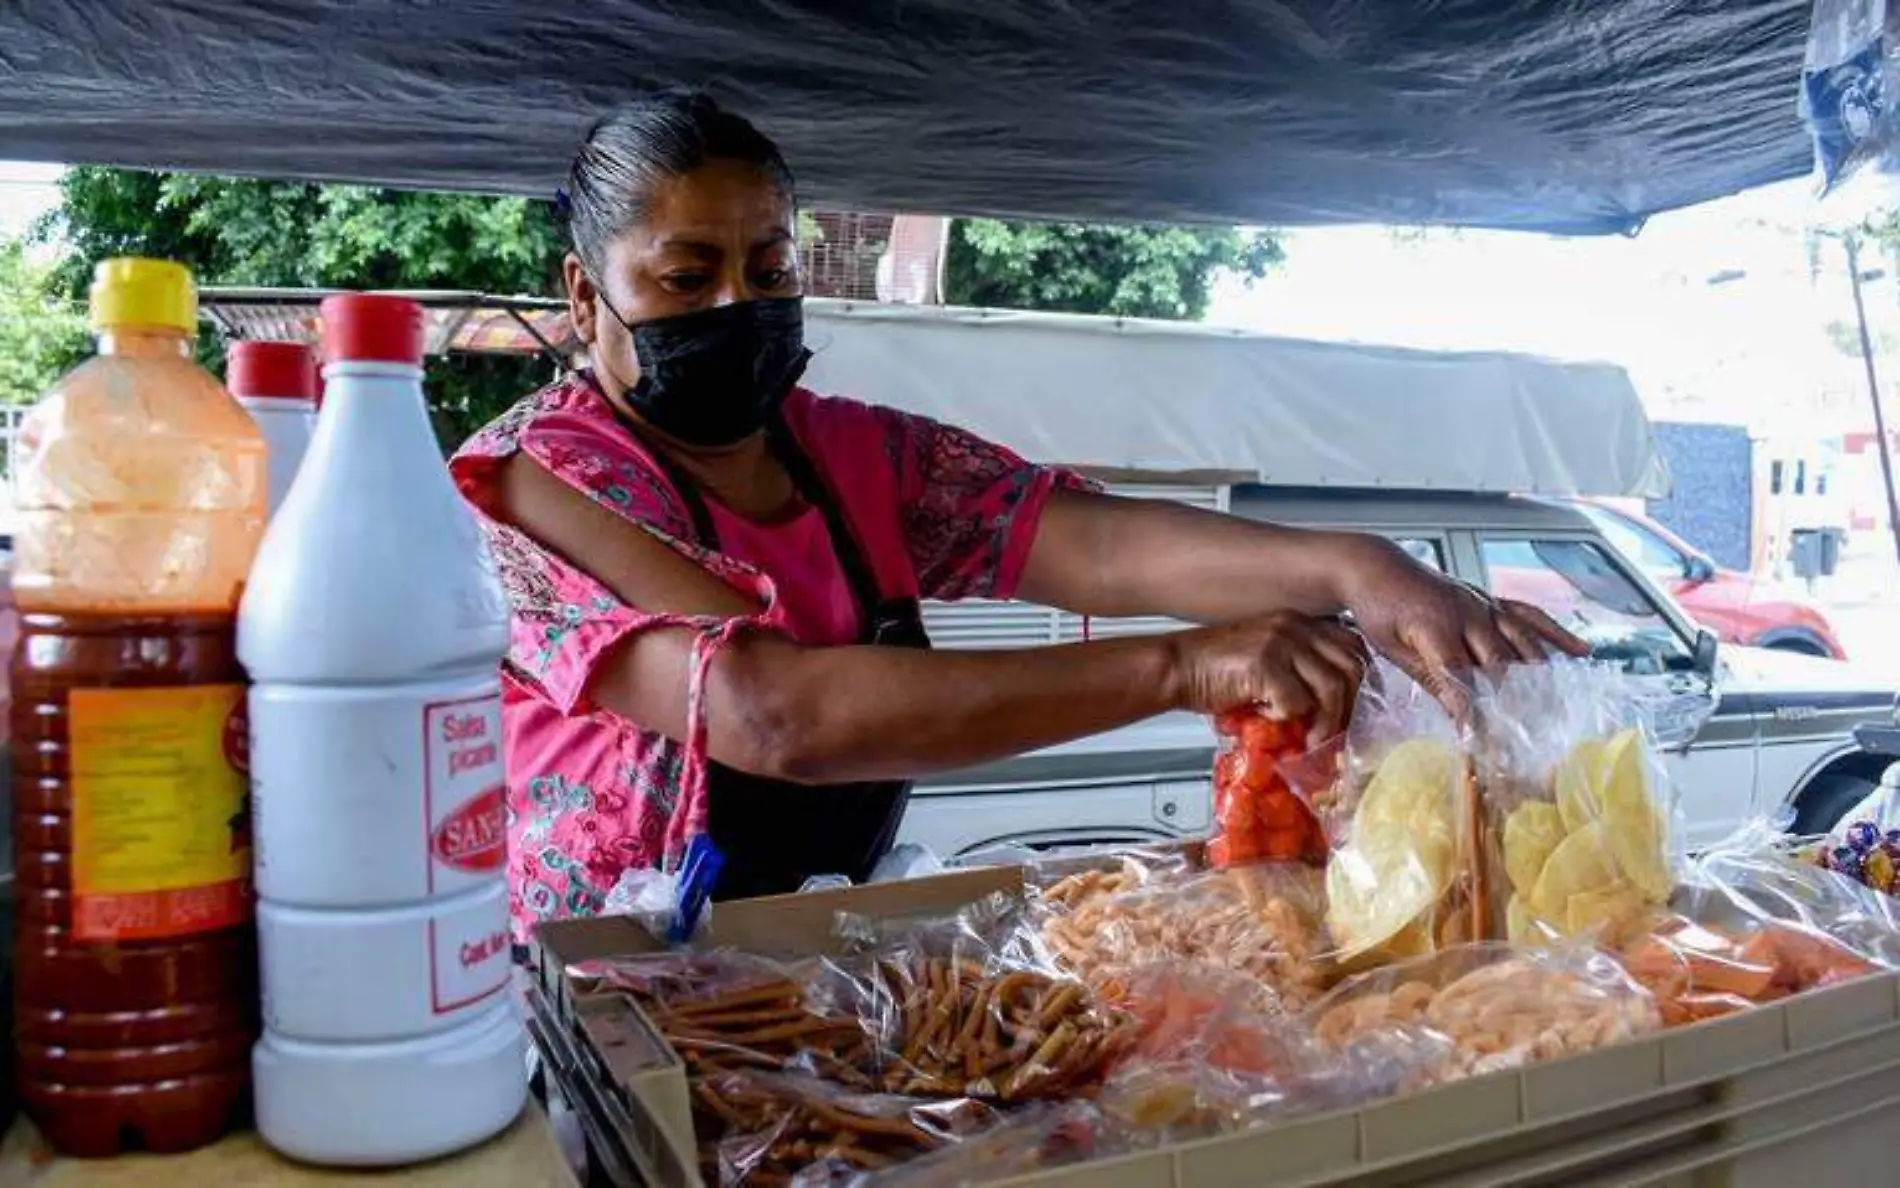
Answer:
1019;489;1396;624
706;633;1185;785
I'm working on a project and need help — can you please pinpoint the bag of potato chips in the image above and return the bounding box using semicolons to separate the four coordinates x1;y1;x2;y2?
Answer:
1468;660;1710;948
1315;662;1474;971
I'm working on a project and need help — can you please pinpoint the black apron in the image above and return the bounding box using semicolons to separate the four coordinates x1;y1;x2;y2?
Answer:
631;411;930;902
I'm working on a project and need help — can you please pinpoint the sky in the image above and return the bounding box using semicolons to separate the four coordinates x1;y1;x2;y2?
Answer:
1206;179;1900;440
0;161;60;239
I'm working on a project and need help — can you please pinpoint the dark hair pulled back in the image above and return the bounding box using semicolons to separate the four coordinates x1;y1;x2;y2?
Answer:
563;90;796;271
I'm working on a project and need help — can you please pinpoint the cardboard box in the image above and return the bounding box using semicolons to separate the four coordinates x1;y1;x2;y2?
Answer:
531;867;1029;1186
529;864;1900;1187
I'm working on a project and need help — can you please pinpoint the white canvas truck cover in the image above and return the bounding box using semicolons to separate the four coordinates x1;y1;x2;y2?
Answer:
803;301;1669;498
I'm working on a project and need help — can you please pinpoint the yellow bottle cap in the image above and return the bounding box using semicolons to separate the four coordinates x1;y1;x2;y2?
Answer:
89;257;198;334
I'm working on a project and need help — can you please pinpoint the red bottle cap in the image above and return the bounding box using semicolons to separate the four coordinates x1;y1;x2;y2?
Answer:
320;293;426;366
226;340;318;403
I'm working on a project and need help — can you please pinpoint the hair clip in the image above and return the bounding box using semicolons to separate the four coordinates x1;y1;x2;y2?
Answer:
553;187;573;217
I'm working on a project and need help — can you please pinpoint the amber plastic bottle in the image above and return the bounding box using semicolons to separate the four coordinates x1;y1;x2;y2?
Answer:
11;258;268;1156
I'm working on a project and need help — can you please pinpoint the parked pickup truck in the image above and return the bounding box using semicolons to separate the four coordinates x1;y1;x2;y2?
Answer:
778;302;1900;859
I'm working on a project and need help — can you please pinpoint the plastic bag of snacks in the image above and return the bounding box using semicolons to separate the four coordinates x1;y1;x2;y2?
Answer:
826;1101;1114;1188
1690;829;1900;968
1305;943;1662;1088
1029;848;1195;906
704;1068;1003;1186
1033;859;1334;1012
1094;959;1405;1139
1208;709;1327;867
1468;660;1709;947
578;950;882;1091
1316;663;1471;970
1617;912;1879;1027
826;893;1137;1104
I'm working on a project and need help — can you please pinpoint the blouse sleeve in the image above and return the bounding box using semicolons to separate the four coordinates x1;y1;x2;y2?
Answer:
876;406;1092;602
455;402;790;864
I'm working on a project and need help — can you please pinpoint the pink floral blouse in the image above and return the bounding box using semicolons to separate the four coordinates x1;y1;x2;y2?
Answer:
451;373;1078;938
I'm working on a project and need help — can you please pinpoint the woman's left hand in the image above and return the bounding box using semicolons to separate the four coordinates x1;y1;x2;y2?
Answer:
1337;537;1589;705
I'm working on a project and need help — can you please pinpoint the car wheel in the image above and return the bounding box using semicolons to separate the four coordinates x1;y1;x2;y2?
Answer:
1791;771;1882;835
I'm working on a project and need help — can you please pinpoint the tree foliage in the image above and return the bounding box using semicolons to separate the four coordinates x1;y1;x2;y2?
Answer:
37;169;1281;443
941;219;1282;320
0;235;89;409
40;167;567;446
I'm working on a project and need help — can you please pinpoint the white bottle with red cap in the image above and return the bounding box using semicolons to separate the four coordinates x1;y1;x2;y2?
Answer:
226;340;320;517
238;293;525;1166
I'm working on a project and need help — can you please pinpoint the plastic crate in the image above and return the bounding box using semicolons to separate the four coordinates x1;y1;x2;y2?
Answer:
530;872;1900;1187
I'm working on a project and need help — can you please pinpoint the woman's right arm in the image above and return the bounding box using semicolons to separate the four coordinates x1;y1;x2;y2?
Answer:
493;456;1363;786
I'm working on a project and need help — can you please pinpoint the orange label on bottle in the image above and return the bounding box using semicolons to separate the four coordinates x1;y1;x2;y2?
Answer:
69;685;251;941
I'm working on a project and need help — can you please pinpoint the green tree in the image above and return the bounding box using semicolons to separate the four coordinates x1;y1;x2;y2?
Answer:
941;219;1282;320
40;167;567;447
0;234;89;409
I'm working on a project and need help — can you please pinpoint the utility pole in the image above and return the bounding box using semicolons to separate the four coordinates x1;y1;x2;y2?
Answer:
1844;231;1900;570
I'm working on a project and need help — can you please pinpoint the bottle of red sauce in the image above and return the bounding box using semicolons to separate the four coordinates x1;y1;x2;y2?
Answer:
10;258;267;1155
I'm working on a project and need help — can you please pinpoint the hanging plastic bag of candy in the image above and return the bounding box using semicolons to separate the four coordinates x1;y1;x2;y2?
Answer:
1467;659;1710;949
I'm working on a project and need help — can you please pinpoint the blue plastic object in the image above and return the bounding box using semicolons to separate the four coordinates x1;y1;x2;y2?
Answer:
668;834;725;946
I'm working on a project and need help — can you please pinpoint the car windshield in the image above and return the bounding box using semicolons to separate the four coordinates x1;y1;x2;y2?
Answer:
1482;537;1694;674
1579;506;1686;579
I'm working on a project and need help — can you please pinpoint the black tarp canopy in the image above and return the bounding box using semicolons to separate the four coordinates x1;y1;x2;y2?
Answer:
0;1;1817;234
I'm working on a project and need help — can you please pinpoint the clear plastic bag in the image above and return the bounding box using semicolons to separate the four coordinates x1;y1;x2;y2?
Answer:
1208;708;1327;868
828;893;1135;1103
702;1069;1002;1186
1688;830;1900;968
1305;943;1662;1088
830;1101;1112;1188
1033;861;1333;1012
1029;847;1195;906
599;833;724;944
579;949;880;1090
799;846;952;895
1314;662;1470;969
1466;660;1708;948
1095;960;1369;1139
1617;912;1880;1026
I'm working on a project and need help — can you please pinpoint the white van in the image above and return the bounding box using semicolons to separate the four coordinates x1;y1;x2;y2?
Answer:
793;302;1900;856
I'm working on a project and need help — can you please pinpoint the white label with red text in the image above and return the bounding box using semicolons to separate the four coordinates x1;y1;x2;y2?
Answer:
424;694;506;897
251;673;503;908
258;879;512;1040
428;885;513;1017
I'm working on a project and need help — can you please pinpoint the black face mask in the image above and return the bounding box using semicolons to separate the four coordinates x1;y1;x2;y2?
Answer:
596;293;812;448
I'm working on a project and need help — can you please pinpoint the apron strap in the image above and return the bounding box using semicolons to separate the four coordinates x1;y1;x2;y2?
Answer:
620;399;890;634
762;413;889;626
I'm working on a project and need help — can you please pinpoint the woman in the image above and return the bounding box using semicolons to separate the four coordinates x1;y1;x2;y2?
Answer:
453;92;1582;932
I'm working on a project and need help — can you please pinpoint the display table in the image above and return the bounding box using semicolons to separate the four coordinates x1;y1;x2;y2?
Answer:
0;1105;580;1187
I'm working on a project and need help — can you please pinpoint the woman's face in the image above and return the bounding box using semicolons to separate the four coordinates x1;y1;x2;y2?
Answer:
566;159;802;397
